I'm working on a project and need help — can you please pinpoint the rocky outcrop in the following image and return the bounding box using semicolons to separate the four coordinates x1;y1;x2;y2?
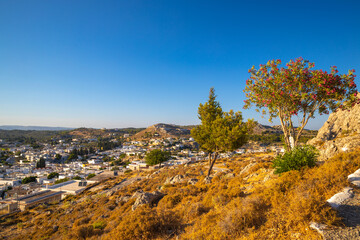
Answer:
132;190;165;211
164;175;185;185
308;101;360;160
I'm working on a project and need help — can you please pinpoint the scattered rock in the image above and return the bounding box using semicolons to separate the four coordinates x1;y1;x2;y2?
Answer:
116;195;132;204
132;191;165;211
204;176;212;184
165;175;185;184
327;187;354;209
239;162;257;175
52;225;59;233
188;178;198;185
224;173;235;178
348;169;360;187
310;222;327;237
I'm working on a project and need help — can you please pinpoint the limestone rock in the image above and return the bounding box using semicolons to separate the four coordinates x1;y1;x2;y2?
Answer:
204;176;212;184
308;101;360;160
116;195;132;204
132;191;165;211
164;175;185;185
188;178;198;185
348;169;360;187
239;162;257;175
327;187;354;209
310;222;327;237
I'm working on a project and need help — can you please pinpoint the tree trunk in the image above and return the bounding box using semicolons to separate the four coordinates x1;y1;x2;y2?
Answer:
207;152;218;178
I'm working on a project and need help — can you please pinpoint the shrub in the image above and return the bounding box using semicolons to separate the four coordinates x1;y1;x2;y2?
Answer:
93;220;107;230
55;178;69;184
272;145;318;174
87;173;96;179
22;176;37;184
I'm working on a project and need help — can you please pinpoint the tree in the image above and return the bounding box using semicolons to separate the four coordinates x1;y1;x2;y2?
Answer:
244;58;358;151
145;149;170;167
36;158;46;168
55;153;62;161
22;176;37;184
47;172;59;179
191;88;253;181
86;173;96;179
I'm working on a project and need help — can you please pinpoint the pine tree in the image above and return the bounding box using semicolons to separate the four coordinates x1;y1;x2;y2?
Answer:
191;88;253;182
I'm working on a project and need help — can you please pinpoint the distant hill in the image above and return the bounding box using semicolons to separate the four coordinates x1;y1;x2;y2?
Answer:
0;125;73;131
67;127;145;139
132;123;191;139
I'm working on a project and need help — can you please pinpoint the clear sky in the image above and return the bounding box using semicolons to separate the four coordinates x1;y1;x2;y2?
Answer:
0;0;359;129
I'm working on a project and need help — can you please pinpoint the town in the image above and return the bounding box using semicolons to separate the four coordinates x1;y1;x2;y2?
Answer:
0;123;291;215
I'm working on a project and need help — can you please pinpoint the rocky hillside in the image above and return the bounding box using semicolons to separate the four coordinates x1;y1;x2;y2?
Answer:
132;123;191;139
3;150;360;239
308;101;360;160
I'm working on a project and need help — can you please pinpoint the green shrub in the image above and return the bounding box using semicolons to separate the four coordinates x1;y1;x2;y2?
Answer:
272;145;318;174
55;178;69;184
86;173;96;179
93;220;106;230
22;176;37;184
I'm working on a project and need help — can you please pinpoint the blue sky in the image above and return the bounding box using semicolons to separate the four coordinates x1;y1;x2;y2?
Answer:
0;0;359;129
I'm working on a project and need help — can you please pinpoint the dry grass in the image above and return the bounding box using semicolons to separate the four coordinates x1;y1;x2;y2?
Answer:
2;150;360;240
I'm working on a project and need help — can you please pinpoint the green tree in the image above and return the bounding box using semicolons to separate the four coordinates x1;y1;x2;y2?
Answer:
22;176;37;184
145;149;171;167
87;173;96;179
36;158;46;168
191;88;253;181
244;58;358;151
55;153;62;161
47;172;59;179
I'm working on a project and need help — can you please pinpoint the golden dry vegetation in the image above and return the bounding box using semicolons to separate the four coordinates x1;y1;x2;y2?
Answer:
1;150;360;240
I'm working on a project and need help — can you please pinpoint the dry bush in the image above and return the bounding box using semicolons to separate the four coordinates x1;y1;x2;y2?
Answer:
105;206;183;240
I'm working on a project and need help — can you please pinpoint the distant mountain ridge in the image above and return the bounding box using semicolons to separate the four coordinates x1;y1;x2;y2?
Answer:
0;125;74;131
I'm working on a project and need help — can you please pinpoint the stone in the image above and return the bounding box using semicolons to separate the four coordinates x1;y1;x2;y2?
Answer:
188;178;198;185
348;169;360;187
224;173;235;178
239;162;257;175
116;195;132;204
132;191;165;211
327;187;354;209
310;222;327;237
204;176;212;184
52;225;59;233
164;175;185;185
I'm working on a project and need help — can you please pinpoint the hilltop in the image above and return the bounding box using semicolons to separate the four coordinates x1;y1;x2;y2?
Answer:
131;123;191;140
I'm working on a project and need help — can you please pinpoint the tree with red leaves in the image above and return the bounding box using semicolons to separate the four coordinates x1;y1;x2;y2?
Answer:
244;57;358;151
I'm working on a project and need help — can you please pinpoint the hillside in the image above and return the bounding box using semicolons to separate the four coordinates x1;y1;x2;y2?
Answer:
2;150;360;239
132;123;191;139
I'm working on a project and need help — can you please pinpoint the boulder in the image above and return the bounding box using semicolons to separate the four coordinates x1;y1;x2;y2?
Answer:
327;187;354;209
164;175;185;185
116;195;132;204
239;162;257;175
132;191;165;211
188;178;198;185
